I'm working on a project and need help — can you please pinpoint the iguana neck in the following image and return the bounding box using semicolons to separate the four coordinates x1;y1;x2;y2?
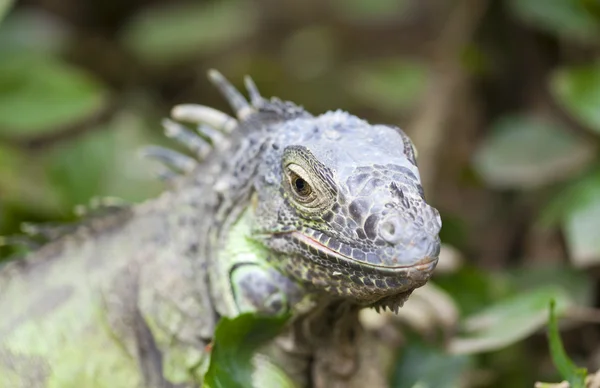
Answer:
134;132;264;317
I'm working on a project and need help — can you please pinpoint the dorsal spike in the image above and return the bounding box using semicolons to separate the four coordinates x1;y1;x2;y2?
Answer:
0;235;40;250
139;145;197;174
207;69;254;120
171;104;237;134
87;197;130;212
20;222;67;240
73;196;131;221
154;165;178;181
19;221;76;245
197;124;227;150
244;75;263;107
162;118;211;159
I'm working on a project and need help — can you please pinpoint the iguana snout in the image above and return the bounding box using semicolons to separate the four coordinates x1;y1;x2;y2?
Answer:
378;207;441;265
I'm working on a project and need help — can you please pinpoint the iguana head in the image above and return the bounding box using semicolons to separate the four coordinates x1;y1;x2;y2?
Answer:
252;110;441;310
171;71;441;312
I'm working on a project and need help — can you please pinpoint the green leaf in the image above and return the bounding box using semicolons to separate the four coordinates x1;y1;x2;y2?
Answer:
435;266;504;316
547;300;587;387
541;167;600;226
44;112;162;210
0;0;13;24
581;0;600;21
563;194;600;267
392;333;472;388
0;143;62;216
507;265;593;306
343;59;429;115
472;115;594;189
0;112;161;220
204;313;291;388
541;167;600;266
508;0;599;40
0;54;107;137
121;0;258;66
0;8;69;55
448;286;572;355
551;64;600;134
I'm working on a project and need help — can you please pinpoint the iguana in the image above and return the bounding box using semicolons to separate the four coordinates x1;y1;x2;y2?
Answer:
0;70;442;387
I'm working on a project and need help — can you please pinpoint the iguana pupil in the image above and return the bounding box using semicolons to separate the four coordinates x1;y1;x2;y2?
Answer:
292;175;310;196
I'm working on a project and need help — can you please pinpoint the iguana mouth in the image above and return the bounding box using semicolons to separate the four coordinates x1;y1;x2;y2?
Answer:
290;231;437;274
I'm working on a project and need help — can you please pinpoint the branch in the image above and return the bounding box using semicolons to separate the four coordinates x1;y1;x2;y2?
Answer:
408;0;489;196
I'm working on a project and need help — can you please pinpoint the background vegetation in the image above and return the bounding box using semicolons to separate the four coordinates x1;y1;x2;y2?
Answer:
1;0;600;386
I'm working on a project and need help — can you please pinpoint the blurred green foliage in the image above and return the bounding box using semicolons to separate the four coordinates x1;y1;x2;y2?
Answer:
0;0;12;22
121;1;258;67
344;59;429;115
392;332;471;388
552;64;600;134
508;0;599;39
0;54;106;135
547;300;587;388
473;115;594;189
1;0;600;386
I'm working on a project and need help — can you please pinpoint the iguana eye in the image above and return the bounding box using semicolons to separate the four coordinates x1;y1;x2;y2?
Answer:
291;172;312;197
285;164;317;205
281;147;336;216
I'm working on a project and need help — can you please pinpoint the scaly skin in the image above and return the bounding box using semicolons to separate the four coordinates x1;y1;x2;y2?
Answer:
0;70;441;387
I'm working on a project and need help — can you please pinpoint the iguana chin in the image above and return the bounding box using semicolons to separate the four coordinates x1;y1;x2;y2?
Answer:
0;70;442;387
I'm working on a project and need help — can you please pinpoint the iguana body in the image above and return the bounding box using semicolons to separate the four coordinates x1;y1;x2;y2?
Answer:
0;71;441;387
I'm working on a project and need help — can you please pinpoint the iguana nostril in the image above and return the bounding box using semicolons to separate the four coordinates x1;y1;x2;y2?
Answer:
382;222;395;236
379;214;403;244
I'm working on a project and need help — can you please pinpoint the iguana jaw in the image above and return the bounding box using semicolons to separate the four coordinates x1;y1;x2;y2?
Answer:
256;227;438;307
285;230;438;304
289;231;438;273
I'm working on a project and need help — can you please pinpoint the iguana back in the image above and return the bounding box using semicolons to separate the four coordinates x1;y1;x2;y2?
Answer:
1;186;219;386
